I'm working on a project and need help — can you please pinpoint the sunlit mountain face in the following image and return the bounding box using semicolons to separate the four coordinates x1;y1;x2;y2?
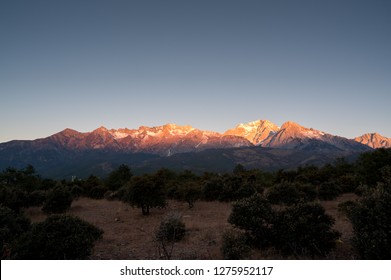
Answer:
0;119;385;178
354;133;391;149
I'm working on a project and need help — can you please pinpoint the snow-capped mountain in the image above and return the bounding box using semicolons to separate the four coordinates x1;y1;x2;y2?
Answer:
1;119;383;178
354;133;391;149
46;123;252;156
261;121;369;152
223;120;279;145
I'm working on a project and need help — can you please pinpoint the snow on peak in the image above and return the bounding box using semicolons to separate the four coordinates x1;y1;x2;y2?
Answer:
224;120;279;144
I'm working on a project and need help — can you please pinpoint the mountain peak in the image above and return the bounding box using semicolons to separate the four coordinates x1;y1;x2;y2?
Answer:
224;119;279;145
94;126;108;132
354;133;391;148
60;128;80;134
280;121;303;130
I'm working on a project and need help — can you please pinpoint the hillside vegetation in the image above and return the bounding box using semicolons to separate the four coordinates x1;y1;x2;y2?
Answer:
1;148;390;259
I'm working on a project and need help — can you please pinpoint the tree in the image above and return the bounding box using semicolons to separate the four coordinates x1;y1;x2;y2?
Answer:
273;203;340;257
0;206;31;259
122;175;166;215
345;184;391;259
0;186;28;212
228;194;275;248
318;181;342;201
105;164;133;191
203;178;224;201
42;188;73;214
233;164;246;175
266;183;303;205
178;182;202;208
14;215;103;259
356;148;391;186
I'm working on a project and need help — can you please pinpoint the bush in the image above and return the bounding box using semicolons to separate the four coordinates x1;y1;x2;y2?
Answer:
221;229;250;260
14;215;103;259
86;185;108;200
70;185;83;199
0;206;31;259
318;182;342;200
155;213;186;259
203;179;224;201
122;175;166;215
266;183;303;205
179;182;202;208
156;213;186;242
42;188;73;214
0;187;28;212
27;190;46;207
345;186;391;259
105;164;133;191
228;194;275;248
274;203;341;257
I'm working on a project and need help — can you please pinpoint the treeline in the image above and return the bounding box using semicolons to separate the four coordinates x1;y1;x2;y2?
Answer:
1;148;391;259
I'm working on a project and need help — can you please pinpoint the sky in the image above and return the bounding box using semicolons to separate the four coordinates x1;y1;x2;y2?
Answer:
1;0;390;142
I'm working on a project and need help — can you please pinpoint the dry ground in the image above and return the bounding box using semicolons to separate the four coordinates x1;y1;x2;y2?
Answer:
25;193;358;260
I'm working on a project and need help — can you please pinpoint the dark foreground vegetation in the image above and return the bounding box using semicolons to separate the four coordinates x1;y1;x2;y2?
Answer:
1;148;391;259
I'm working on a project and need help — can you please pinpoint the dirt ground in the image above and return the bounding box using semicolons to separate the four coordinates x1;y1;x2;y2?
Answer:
25;193;357;260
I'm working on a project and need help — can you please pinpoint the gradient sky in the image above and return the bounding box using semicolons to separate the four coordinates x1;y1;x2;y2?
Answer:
1;0;390;142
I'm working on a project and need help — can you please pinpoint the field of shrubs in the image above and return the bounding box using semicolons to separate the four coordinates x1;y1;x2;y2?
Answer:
1;148;391;260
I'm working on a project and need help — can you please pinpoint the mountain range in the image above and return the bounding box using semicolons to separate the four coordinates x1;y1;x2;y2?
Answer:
1;120;389;178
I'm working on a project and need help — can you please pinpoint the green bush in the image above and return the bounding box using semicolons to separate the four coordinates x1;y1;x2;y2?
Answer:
266;183;303;205
274;203;340;257
105;164;133;191
156;213;186;242
28;190;46;207
0;187;28;212
221;229;250;260
345;186;391;259
42;188;73;214
228;194;275;248
318;182;342;200
0;206;31;259
14;215;103;259
203;179;224;201
86;185;108;199
122;175;166;215
296;183;317;202
70;185;83;199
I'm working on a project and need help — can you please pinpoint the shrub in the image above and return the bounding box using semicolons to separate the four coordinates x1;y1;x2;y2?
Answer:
335;174;358;193
105;164;132;191
122;175;166;215
179;182;202;208
273;203;341;257
345;186;391;259
155;213;186;260
318;182;342;200
14;215;103;259
0;206;31;259
295;183;317;201
228;194;275;248
70;185;83;199
86;185;108;199
221;229;250;260
156;213;186;242
42;188;73;214
0;187;28;212
266;183;303;205
27;190;46;207
203;179;224;201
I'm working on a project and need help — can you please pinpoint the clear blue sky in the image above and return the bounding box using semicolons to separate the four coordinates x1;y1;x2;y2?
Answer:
1;0;390;142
